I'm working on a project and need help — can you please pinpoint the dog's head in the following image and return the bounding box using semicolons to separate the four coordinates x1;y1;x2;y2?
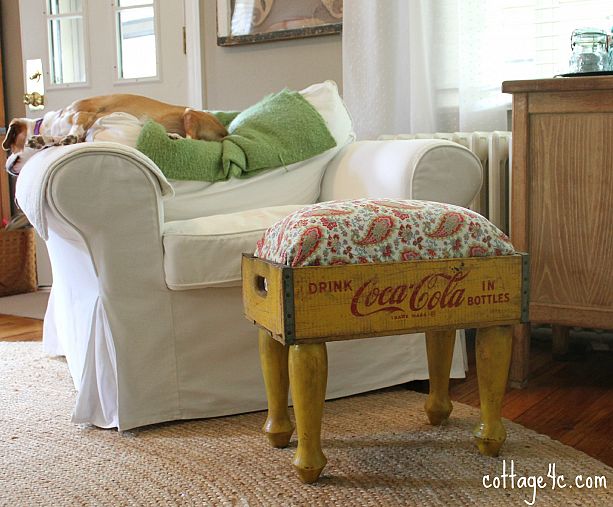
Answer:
183;109;228;141
2;118;34;154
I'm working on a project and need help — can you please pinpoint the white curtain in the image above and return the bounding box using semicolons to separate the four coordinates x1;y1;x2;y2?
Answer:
343;0;613;139
343;1;439;139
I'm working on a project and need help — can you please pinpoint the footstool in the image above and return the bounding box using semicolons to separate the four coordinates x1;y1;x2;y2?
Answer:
242;199;528;483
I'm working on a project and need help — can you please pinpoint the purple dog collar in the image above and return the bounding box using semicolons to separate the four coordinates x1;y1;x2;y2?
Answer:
33;118;43;136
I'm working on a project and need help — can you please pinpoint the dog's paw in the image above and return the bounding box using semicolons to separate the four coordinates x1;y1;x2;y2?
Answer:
167;132;183;140
26;135;46;149
60;135;79;145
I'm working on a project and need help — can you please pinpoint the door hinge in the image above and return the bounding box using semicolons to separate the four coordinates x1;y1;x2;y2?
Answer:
182;26;187;55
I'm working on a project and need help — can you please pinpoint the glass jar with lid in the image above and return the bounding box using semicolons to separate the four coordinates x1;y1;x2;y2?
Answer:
569;28;608;73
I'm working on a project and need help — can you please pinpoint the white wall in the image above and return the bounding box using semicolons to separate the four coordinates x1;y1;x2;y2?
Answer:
2;2;342;115
200;0;342;110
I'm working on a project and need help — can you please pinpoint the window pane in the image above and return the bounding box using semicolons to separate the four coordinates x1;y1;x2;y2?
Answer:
118;0;153;7
49;17;86;84
48;0;82;15
499;0;613;77
117;6;157;79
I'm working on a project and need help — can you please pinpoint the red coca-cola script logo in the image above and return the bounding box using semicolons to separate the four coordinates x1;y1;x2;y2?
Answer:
350;271;469;317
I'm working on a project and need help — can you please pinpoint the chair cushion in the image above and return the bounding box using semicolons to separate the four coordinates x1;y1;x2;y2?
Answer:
255;199;515;267
162;205;305;289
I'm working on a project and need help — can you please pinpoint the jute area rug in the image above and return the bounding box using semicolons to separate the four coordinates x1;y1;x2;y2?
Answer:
1;343;611;506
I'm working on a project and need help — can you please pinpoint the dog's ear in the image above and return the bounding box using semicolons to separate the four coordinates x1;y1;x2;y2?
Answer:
2;120;28;153
183;108;228;141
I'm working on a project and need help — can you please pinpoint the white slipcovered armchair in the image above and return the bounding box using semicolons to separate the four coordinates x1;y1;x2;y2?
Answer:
15;82;482;430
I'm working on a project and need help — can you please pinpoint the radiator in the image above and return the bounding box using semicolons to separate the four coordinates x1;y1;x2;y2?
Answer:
378;132;512;233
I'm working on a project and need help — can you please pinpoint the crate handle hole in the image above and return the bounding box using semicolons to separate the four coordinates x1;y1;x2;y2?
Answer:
255;275;268;297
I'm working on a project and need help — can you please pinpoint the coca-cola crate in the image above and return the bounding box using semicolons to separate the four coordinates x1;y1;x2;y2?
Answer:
242;253;529;345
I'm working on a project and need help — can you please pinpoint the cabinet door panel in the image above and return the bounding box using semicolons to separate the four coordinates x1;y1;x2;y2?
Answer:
529;113;613;309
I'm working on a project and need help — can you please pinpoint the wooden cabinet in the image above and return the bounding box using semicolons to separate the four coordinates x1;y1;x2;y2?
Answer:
502;77;613;387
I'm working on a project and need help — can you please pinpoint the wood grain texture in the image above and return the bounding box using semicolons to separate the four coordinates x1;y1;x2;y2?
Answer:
528;89;613;114
509;92;531;388
529;113;613;320
244;255;524;343
446;333;613;467
242;255;286;337
510;93;530;249
510;323;531;388
288;343;328;484
530;303;613;329
258;329;293;448
424;329;455;425
505;78;613;386
0;314;43;341
473;325;513;457
502;75;613;94
551;324;570;357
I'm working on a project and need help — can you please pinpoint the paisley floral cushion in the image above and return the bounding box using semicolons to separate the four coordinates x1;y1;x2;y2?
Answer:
255;199;515;267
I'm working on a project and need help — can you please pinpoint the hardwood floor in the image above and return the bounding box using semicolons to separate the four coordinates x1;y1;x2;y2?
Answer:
0;313;43;341
410;330;613;467
1;314;611;466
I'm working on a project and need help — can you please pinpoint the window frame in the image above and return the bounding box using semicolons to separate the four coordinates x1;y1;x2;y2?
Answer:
45;0;91;89
112;0;162;85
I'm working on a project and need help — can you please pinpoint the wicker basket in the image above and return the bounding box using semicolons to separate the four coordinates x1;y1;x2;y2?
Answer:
0;227;38;297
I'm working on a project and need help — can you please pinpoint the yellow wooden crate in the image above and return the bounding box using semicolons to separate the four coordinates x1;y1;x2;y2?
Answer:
242;253;529;344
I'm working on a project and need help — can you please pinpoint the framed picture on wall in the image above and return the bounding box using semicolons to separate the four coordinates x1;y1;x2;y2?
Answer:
217;0;342;46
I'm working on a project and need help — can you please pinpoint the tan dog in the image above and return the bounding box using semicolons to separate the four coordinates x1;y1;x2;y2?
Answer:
2;94;228;154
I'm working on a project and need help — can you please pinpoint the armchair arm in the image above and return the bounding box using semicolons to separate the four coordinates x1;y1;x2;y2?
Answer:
15;142;173;241
15;142;180;428
320;139;482;207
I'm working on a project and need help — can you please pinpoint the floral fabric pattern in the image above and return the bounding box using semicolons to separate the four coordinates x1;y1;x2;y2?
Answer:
255;199;515;267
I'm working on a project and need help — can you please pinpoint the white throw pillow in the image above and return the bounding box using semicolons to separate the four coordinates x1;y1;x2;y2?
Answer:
300;80;355;147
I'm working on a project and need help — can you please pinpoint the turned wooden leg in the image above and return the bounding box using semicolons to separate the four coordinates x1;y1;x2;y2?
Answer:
258;328;294;448
552;324;570;359
288;343;328;484
424;329;456;425
509;323;531;388
474;325;512;457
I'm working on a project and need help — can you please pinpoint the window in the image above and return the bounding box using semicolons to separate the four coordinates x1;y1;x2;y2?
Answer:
114;0;159;80
434;0;612;131
498;0;612;78
46;0;87;85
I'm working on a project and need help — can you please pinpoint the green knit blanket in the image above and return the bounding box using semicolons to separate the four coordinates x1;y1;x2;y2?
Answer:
135;90;336;181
